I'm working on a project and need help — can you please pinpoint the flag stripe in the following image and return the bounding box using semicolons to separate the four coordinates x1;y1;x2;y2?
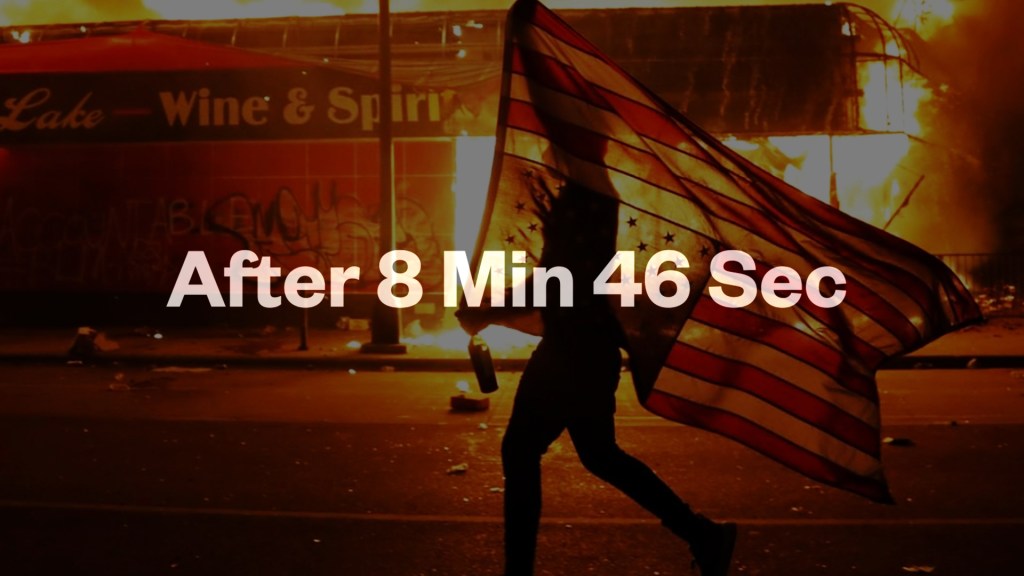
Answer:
675;319;881;426
744;260;922;350
506;98;688;194
690;299;879;400
511;46;613;111
653;370;881;476
513;25;655;109
513;0;608;62
509;74;647;150
666;342;881;457
644;389;892;502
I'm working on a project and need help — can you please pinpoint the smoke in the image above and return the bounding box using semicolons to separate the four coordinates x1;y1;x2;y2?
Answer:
896;0;1024;253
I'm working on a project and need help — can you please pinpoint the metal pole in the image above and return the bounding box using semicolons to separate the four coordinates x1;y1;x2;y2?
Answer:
828;135;839;209
363;0;406;354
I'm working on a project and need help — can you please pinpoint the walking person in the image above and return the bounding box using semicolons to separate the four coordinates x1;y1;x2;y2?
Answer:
458;176;736;576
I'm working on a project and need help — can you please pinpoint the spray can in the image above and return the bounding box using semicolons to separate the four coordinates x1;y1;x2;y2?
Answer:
468;335;499;394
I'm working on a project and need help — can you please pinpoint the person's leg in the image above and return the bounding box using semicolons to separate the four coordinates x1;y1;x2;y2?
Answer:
567;415;736;575
501;390;565;575
566;414;702;534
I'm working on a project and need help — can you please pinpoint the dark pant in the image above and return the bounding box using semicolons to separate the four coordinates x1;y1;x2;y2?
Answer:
501;341;697;575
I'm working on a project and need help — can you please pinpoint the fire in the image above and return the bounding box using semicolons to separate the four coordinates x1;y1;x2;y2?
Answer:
419;134;543;354
858;58;932;137
892;0;956;39
403;320;539;354
453;136;495;253
722;132;916;225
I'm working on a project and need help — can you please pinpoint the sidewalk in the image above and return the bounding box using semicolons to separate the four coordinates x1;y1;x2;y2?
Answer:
0;324;532;371
0;317;1021;370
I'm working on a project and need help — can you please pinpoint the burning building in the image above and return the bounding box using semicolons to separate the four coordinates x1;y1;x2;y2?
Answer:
0;3;1015;326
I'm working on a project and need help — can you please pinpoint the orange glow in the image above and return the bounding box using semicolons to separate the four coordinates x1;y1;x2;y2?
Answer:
723;133;913;225
0;1;959;27
403;321;539;354
421;134;542;354
453;136;495;252
892;0;955;39
143;0;348;21
858;57;932;136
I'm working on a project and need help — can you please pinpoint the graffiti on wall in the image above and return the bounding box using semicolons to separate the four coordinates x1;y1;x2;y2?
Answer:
0;194;178;290
203;181;447;290
0;179;448;293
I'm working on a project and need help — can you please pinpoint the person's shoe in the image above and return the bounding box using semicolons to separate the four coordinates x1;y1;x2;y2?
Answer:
689;517;736;576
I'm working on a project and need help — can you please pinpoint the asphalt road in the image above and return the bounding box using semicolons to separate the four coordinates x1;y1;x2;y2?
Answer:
1;365;1022;576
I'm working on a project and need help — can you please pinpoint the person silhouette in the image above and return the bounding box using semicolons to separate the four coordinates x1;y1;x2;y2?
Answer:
458;172;736;576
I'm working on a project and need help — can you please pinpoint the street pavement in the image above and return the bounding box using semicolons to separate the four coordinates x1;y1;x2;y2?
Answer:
1;363;1023;576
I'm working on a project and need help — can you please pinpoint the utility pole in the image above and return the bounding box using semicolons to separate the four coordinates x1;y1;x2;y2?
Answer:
363;0;407;354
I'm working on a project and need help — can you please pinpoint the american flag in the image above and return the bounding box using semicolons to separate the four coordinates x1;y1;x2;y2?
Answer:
472;0;982;502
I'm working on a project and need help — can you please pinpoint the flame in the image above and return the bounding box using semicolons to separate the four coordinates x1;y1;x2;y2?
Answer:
724;132;913;225
893;0;956;39
858;58;932;136
410;134;541;355
403;320;539;354
454;136;495;252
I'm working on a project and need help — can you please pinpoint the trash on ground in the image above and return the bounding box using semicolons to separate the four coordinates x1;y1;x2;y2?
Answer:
883;437;916;447
901;566;936;574
450;395;490;412
446;463;469;475
93;332;120;352
133;326;161;338
69;326;117;359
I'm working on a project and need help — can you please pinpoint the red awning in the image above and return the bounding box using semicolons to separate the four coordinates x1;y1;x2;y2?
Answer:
0;28;303;73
